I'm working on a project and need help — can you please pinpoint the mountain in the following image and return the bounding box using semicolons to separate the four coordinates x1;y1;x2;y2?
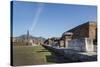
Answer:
13;34;46;41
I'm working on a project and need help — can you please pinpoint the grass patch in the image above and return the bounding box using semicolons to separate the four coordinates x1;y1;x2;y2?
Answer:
13;45;53;66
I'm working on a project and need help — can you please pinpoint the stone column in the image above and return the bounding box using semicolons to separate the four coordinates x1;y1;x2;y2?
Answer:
59;40;64;48
64;36;68;48
62;32;73;48
48;39;52;45
85;38;94;52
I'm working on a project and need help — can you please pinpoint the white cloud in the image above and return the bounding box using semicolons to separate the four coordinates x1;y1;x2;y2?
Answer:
30;3;44;32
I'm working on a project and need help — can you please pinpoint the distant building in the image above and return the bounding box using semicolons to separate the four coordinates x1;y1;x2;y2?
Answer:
12;30;45;46
26;30;30;45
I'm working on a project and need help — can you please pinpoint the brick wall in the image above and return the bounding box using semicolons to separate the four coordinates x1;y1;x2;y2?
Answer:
67;21;97;40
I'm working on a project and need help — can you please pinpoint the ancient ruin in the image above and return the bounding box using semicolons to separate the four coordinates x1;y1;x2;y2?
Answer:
44;21;97;52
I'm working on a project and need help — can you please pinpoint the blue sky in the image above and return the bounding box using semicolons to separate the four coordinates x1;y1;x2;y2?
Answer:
12;1;97;38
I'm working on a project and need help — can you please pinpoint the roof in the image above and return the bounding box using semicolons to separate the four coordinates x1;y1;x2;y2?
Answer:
65;21;97;33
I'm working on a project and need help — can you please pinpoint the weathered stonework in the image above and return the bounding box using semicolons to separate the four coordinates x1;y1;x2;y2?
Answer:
66;21;97;40
44;21;97;52
68;38;94;52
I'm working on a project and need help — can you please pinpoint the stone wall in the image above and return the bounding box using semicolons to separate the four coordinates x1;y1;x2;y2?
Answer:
67;38;85;51
43;45;97;62
67;38;94;52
